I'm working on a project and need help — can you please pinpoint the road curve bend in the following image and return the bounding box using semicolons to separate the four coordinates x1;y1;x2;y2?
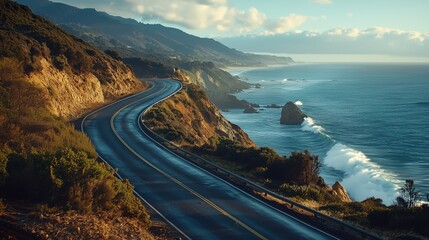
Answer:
82;79;339;240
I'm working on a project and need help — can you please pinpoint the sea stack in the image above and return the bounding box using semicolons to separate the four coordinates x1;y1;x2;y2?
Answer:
243;105;258;113
280;101;306;125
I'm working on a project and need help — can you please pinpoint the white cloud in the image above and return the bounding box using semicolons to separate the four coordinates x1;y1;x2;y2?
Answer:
311;0;332;4
263;14;308;35
55;0;308;35
219;27;429;57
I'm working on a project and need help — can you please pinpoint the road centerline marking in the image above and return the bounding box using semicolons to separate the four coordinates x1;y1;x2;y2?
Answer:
111;80;268;240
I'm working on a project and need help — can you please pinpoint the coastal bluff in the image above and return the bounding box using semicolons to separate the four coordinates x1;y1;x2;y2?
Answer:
280;101;306;125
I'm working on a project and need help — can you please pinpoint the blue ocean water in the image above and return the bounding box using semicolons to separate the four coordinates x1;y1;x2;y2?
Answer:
223;63;429;204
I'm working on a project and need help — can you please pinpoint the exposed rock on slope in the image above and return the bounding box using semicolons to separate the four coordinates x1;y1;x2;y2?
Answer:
125;58;252;109
280;101;306;125
0;0;143;118
332;181;352;202
179;61;252;109
243;105;258;114
143;81;255;148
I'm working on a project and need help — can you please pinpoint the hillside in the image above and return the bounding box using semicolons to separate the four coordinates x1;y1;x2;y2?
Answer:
0;1;157;239
1;0;143;119
16;0;293;67
143;79;255;148
126;58;252;108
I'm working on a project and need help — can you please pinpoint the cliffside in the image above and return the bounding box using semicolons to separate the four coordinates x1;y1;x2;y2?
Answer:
0;0;143;118
143;79;255;148
125;58;252;109
0;2;156;239
180;61;251;109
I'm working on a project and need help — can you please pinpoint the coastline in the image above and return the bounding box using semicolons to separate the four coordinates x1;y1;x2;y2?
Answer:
219;63;429;203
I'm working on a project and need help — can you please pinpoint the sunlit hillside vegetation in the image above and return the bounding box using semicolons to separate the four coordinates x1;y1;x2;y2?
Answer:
0;1;152;237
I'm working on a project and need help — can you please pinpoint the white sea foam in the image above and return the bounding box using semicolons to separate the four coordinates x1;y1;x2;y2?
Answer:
301;117;325;134
283;78;288;82
294;100;303;106
323;143;399;203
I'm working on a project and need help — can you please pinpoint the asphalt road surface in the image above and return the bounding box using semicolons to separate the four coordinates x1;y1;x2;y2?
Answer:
82;79;339;240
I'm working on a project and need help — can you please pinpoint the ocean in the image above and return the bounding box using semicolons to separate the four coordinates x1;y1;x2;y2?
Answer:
223;63;429;204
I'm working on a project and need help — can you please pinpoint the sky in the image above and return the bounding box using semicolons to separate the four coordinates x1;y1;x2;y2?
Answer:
52;0;429;62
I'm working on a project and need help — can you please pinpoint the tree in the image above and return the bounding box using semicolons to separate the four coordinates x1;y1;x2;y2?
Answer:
397;179;420;208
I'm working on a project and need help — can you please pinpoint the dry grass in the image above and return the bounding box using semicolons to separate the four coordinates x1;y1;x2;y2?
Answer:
1;205;157;240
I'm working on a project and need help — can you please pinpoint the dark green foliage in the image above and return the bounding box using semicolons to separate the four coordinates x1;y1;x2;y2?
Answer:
397;179;420;208
368;206;429;236
367;210;391;227
0;152;7;187
104;50;122;61
0;198;4;214
214;139;321;185
186;84;207;100
1;149;150;225
124;57;174;78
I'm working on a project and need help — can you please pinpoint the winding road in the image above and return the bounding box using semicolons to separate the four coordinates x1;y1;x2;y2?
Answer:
81;79;339;240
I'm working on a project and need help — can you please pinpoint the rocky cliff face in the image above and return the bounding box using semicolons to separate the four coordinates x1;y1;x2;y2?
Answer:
332;181;352;202
181;61;251;109
143;79;255;148
28;57;140;118
0;1;143;119
280;101;306;125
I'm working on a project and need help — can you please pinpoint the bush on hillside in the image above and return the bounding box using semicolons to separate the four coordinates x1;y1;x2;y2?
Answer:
367;205;429;236
1;149;150;226
213;138;322;187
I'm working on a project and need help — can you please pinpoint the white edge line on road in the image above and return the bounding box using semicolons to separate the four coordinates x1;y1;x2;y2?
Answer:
80;81;191;240
110;81;268;240
110;81;267;240
138;80;340;240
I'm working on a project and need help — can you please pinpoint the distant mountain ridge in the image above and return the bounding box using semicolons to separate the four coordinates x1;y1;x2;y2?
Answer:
15;0;292;67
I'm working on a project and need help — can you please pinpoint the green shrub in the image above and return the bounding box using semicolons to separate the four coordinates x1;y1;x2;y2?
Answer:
367;210;390;227
0;198;4;214
0;152;7;187
187;84;206;99
2;149;150;226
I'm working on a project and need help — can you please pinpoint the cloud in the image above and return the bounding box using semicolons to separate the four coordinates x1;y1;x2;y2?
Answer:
218;27;429;57
54;0;307;35
263;14;308;35
311;0;332;4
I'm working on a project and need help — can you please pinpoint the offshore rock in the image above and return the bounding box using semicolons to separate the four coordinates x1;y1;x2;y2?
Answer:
243;105;258;114
280;101;306;125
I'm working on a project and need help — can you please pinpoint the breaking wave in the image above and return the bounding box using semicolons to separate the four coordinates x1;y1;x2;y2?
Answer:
301;115;400;203
323;144;399;203
301;117;326;134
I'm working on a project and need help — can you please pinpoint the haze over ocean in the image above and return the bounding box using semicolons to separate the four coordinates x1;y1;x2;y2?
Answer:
224;63;429;204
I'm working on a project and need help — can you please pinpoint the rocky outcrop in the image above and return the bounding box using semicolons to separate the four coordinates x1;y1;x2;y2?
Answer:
280;101;306;125
267;104;282;108
29;58;141;118
143;82;255;148
0;1;143;119
332;181;352;202
243;105;258;114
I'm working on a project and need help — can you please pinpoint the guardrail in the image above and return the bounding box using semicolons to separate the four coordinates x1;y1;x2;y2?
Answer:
139;83;383;240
